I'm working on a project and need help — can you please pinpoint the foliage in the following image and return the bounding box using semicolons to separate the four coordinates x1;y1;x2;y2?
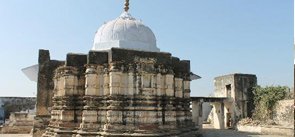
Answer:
2;101;35;119
284;88;294;99
252;85;288;121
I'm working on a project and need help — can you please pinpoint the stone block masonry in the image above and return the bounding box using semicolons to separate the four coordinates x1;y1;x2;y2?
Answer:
33;50;65;137
36;48;198;137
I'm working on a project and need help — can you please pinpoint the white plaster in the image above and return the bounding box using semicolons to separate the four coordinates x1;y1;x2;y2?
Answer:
92;12;160;52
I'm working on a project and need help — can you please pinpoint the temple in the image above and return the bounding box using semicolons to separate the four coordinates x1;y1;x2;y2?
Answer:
32;1;199;137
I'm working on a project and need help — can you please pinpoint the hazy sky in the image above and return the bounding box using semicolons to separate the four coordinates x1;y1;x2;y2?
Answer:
0;0;293;97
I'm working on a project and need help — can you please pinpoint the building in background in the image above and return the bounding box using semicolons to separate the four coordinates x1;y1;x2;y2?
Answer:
0;108;4;125
209;74;257;129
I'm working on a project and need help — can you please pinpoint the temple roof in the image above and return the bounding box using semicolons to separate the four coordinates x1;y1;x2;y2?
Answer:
92;12;160;52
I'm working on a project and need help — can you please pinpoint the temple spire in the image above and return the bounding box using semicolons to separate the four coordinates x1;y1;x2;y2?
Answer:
124;0;129;12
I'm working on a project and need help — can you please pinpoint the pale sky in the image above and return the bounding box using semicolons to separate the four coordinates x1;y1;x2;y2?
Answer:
0;0;293;97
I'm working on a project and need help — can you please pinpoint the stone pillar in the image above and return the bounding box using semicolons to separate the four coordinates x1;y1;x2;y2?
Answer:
192;101;199;127
78;65;101;133
109;72;121;95
64;71;78;96
192;100;203;129
43;67;83;137
212;102;225;129
34;50;52;137
174;78;185;128
103;64;125;134
163;74;176;129
127;70;134;95
183;81;190;98
175;78;183;98
36;50;50;116
220;102;225;129
85;66;98;96
165;74;174;96
155;73;162;96
103;73;110;96
183;80;192;126
120;73;128;95
97;65;107;130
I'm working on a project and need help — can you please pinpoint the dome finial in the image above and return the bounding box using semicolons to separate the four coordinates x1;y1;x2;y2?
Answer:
124;0;129;12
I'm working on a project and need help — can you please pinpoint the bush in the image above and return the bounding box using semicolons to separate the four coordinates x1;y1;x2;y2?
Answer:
252;85;287;122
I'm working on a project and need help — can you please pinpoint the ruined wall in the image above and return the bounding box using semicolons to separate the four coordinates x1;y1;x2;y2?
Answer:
234;74;257;118
36;50;65;116
33;50;65;137
1;112;34;134
273;99;294;127
214;75;235;98
42;48;196;137
212;74;257;129
214;74;256;117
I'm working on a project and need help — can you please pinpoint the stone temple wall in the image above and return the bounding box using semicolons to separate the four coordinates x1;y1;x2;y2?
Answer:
33;50;65;137
39;48;197;137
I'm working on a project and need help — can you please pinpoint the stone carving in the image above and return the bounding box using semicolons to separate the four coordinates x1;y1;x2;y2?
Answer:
38;48;196;137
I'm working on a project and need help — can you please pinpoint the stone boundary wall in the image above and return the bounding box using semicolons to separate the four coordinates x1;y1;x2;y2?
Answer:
1;126;32;134
237;125;294;137
0;97;36;120
0;112;34;134
273;99;294;127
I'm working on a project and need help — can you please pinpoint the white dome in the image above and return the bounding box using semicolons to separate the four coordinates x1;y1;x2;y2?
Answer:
92;12;160;52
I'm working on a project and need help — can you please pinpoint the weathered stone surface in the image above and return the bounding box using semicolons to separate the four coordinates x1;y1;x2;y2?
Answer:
38;48;197;137
1;112;34;134
33;50;65;137
209;74;257;129
66;53;87;67
36;50;65;116
273;99;294;127
88;51;108;65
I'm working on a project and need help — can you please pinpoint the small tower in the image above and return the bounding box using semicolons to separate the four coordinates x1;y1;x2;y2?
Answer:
212;73;257;129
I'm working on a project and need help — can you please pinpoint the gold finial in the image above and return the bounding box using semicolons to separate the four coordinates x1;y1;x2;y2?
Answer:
124;0;129;12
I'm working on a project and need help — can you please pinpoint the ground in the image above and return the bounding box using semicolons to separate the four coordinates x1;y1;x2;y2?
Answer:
200;128;288;137
0;134;31;137
200;124;290;137
0;128;290;137
0;132;289;137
